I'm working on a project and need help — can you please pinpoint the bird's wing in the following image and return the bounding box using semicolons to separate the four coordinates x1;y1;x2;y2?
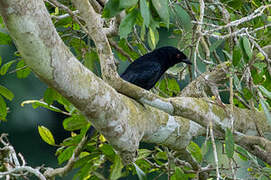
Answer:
121;61;163;90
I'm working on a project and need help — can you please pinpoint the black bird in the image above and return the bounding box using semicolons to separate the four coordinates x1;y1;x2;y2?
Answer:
121;46;192;90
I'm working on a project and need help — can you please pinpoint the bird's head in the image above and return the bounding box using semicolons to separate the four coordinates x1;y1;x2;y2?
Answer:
157;46;192;66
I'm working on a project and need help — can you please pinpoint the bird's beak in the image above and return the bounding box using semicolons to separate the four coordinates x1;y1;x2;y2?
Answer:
182;59;192;65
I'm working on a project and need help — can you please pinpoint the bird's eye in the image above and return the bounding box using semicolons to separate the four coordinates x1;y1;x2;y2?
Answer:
176;54;181;59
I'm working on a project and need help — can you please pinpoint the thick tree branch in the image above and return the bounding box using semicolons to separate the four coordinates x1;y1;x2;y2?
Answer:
0;0;204;166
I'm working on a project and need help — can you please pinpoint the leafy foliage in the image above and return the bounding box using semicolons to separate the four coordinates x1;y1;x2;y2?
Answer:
2;0;271;179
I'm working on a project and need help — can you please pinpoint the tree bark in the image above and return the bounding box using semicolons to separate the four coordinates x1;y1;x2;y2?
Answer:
1;0;271;165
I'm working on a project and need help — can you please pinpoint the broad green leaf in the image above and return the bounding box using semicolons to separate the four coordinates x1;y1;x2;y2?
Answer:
168;78;180;95
133;163;147;180
140;0;150;26
102;0;122;18
260;98;271;126
149;28;155;48
16;60;31;79
209;39;224;53
118;39;140;60
155;151;167;160
76;163;92;180
147;27;159;50
259;85;271;99
0;32;12;45
151;0;169;27
243;88;253;100
225;128;234;158
44;88;60;105
227;0;244;9
232;45;242;66
119;9;138;39
236;145;249;161
0;56;2;66
0;60;16;75
63;115;88;131
172;5;192;32
171;167;186;180
137;149;152;159
99;144;115;161
119;0;138;9
0;95;7;119
222;50;231;60
256;52;265;60
57;146;75;164
187;141;202;163
240;37;252;62
0;85;14;101
74;153;95;168
38;126;56;146
110;155;123;180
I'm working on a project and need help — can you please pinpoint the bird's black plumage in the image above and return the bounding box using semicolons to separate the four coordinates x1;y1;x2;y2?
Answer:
121;46;191;90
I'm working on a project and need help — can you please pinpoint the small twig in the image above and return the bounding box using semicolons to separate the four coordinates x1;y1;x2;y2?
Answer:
45;136;88;178
109;39;133;62
209;121;221;180
51;10;79;20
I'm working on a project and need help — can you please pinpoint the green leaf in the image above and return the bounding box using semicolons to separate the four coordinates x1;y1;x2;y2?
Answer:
151;0;169;27
171;167;186;180
187;141;202;163
63;114;88;131
0;32;12;45
209;39;224;53
110;155;123;180
232;45;242;66
16;60;31;79
119;0;138;9
225;128;234;158
155;151;167;160
0;60;16;75
57;146;75;164
260;98;271;126
118;39;140;60
233;74;241;91
38;126;56;146
236;145;249;161
240;37;252;62
102;0;122;18
133;163;147;180
137;149;152;159
140;0;150;26
44;88;60;105
259;85;271;99
149;28;155;48
243;88;253;100
147;27;159;50
119;9;138;39
172;5;192;32
0;85;14;101
99;144;116;161
251;68;264;84
0;95;7;119
0;56;2;66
